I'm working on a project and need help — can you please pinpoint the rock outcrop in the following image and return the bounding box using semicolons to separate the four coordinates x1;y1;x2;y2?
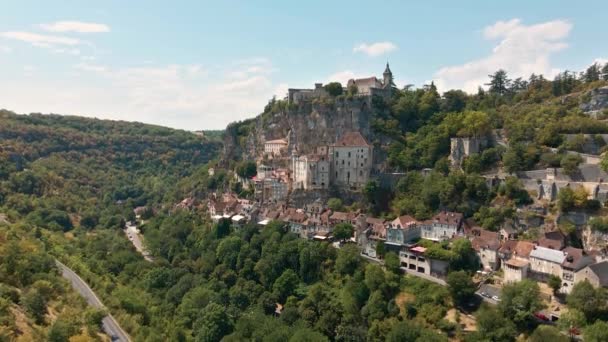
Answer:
580;86;608;114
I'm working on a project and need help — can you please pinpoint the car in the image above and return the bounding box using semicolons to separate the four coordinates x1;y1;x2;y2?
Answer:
480;292;488;297
492;295;500;301
534;312;549;321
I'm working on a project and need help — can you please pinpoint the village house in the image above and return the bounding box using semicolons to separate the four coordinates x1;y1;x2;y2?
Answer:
499;240;535;283
420;211;464;242
561;247;595;293
264;138;288;156
385;215;420;248
529;246;568;281
468;226;501;271
576;261;608;289
291;153;330;190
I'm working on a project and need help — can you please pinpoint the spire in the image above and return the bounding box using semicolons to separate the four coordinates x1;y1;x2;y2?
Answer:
384;62;392;75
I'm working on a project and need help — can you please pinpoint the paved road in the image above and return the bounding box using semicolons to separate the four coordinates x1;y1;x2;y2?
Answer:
125;223;153;262
55;260;131;342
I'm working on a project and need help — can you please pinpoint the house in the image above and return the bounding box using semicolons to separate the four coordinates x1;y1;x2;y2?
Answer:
398;244;450;278
420;211;463;242
264;138;288;156
359;216;386;258
561;247;595;293
529;246;567;280
470;228;501;271
386;215;420;248
576;261;608;289
499;221;518;241
292;154;330;190
328;132;373;190
499;240;535;283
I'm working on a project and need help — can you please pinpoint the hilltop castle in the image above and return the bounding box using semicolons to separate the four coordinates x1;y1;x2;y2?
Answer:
288;63;394;104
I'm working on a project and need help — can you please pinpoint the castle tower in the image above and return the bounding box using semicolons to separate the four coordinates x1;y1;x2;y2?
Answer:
383;62;394;88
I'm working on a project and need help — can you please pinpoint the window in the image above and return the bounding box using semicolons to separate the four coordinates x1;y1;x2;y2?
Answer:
342;160;344;165
361;163;363;167
359;170;363;176
336;152;339;157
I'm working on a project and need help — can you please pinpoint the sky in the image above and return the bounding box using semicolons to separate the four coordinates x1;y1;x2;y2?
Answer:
0;1;607;130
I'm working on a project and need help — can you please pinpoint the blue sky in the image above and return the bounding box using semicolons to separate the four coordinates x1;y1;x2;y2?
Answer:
0;0;606;130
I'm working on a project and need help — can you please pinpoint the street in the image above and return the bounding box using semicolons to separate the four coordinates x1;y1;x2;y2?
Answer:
55;260;131;342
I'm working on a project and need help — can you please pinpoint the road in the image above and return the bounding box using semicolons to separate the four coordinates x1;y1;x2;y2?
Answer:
55;260;131;342
125;222;153;262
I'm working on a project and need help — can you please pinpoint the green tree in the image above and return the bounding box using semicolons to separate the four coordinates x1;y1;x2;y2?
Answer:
558;187;576;212
567;280;608;321
273;269;299;302
335;244;361;275
561;154;582;177
584;320;608;342
471;305;517;342
289;327;329;342
333;223;354;241
235;161;257;179
21;289;46;325
364;264;386;292
384;252;400;274
327;198;343;211
557;308;586;336
446;271;476;306
194;303;233;342
324;82;343;97
547;275;562;295
487;69;511;96
528;325;568;342
498;280;545;329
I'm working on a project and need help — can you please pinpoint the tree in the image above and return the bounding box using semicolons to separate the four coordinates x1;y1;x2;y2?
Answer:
561;154;582;177
547;275;562;295
21;289;46;325
441;90;468;113
333;223;354;242
498;280;545;329
235;161;257;179
384;252;400;274
364;264;386;292
471;305;517;342
459;111;491;138
324;82;343;97
557;308;586;336
567;280;608;321
528;325;568;342
602;63;608;81
447;271;475;306
273;269;299;302
194;303;233;342
584;320;608;342
558;187;576;212
327;198;343;211
487;70;511;96
335;244;361;275
583;63;601;83
289;327;329;342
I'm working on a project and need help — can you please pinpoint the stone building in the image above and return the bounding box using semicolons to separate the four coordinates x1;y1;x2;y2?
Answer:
420;211;464;242
291;153;330;190
328;132;373;189
449;136;486;168
264;138;288;156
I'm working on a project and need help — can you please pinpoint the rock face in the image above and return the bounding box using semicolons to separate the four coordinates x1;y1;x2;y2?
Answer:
580;86;608;113
223;97;389;165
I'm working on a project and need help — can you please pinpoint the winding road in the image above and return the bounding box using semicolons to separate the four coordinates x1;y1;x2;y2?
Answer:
55;260;131;342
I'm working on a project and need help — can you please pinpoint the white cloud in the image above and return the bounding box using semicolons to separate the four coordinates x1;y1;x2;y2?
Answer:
0;45;11;53
1;31;80;47
353;41;397;57
0;58;282;129
434;19;572;93
326;70;357;85
40;21;110;33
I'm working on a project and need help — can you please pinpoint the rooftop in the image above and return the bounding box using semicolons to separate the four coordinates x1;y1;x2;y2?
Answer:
530;246;566;264
588;261;608;286
333;132;371;147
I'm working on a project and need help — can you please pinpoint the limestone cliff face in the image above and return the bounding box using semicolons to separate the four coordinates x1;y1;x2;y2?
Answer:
580;86;608;113
223;97;388;163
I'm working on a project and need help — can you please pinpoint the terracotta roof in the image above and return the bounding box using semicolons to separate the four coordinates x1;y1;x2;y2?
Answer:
330;211;353;221
391;215;418;229
333;132;370;147
430;211;463;226
366;217;385;225
499;240;535;258
371;223;386;240
471;230;501;251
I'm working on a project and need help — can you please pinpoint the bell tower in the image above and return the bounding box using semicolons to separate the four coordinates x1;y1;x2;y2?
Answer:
383;62;393;88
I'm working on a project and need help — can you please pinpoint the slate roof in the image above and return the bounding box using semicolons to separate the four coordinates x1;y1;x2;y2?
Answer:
530;246;566;264
561;247;594;271
588;261;608;287
333;132;371;147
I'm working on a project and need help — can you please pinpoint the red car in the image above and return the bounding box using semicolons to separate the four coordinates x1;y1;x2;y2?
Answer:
534;312;549;321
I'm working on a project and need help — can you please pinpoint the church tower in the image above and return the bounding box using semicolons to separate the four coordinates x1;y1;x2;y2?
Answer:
383;62;394;88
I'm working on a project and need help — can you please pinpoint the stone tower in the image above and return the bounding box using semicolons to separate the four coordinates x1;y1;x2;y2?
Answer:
383;62;394;88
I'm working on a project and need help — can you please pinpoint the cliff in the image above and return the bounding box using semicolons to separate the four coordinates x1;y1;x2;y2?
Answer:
223;96;389;164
